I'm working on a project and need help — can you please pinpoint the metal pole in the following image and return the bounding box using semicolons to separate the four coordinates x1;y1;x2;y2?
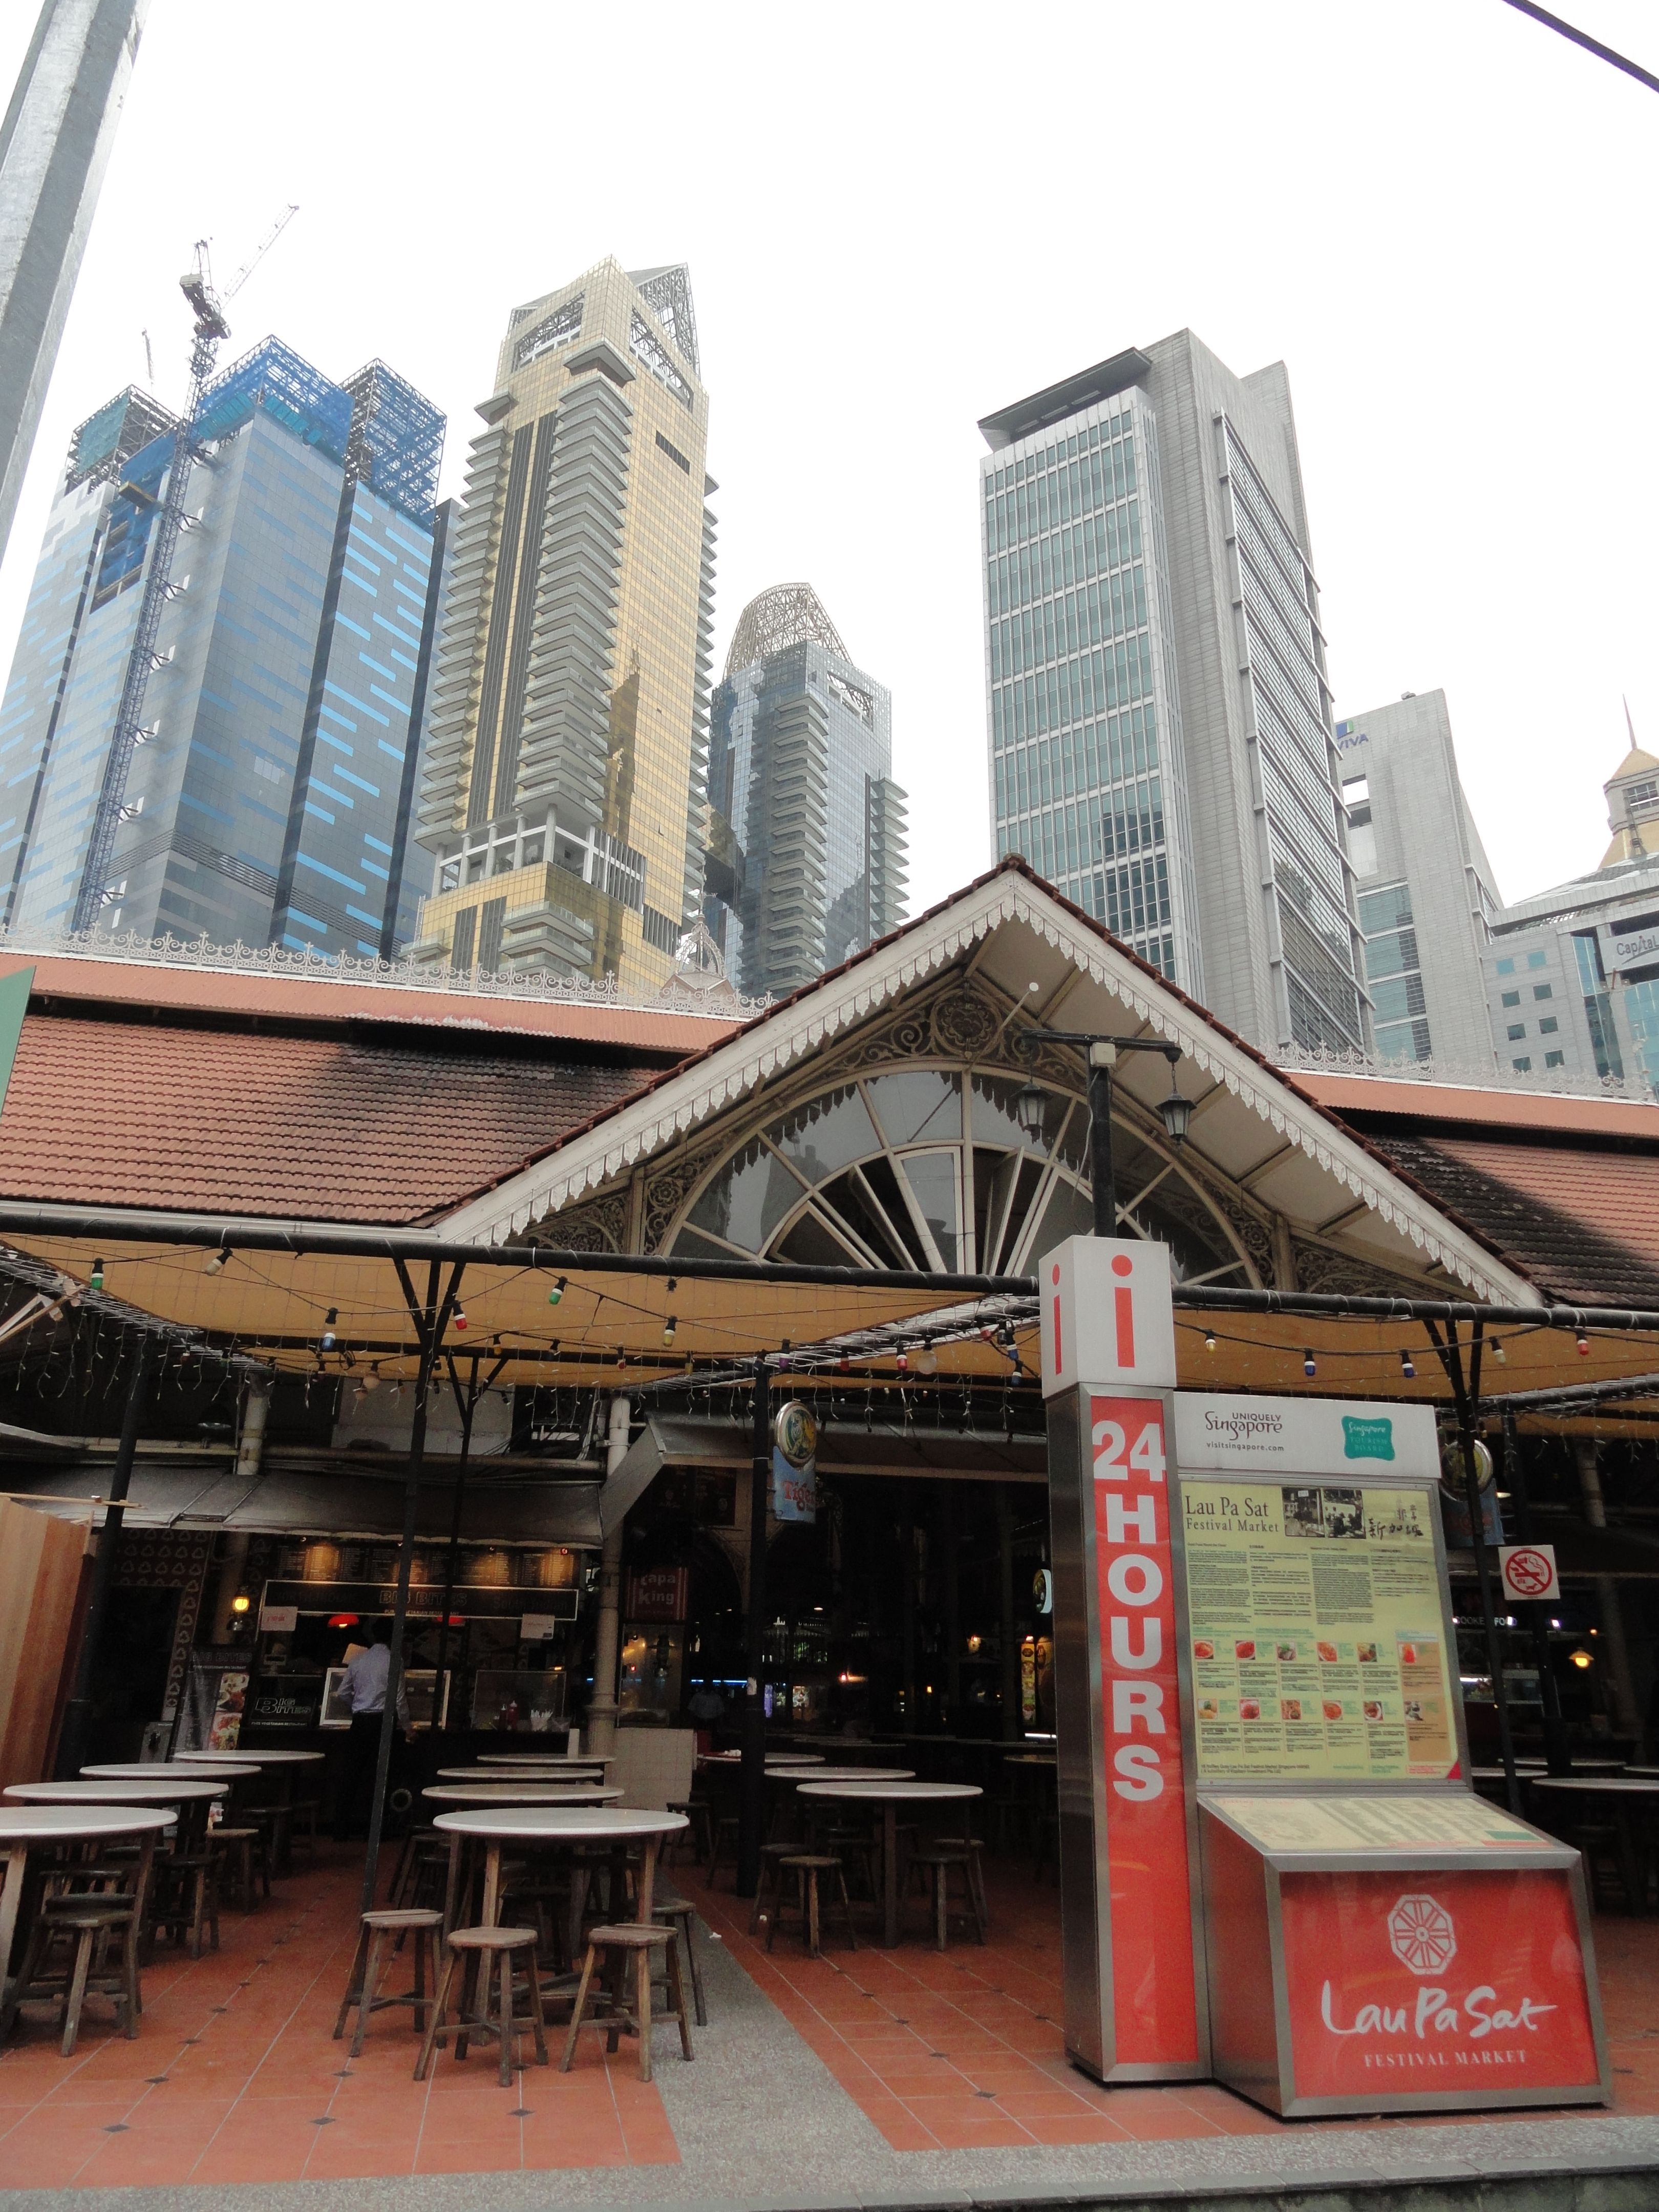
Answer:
56;1329;153;1776
1503;1413;1570;1775
586;1395;631;1758
360;1259;458;1916
1087;1045;1116;1237
997;1481;1021;1740
1435;1322;1521;1815
737;1354;769;1897
433;1352;477;1734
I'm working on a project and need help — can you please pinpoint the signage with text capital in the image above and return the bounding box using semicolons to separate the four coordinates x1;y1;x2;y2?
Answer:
1039;1237;1177;1398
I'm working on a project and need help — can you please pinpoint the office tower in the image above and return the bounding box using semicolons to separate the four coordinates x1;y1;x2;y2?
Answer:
1482;733;1659;1092
0;0;147;561
704;582;907;998
0;338;445;955
1332;691;1502;1066
980;333;1366;1058
410;260;715;991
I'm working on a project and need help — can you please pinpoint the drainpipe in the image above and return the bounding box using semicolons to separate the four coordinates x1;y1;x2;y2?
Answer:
1574;1436;1641;1751
586;1395;631;1757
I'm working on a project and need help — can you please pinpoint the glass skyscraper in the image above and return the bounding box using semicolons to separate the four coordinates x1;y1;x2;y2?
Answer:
705;583;907;999
980;333;1366;1058
0;339;445;958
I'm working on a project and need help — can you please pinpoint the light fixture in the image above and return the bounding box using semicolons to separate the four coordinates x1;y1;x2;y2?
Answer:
1204;1330;1217;1354
1158;1065;1193;1147
1014;1079;1048;1143
917;1348;939;1375
548;1277;566;1307
1576;1332;1590;1357
203;1245;231;1275
452;1307;468;1332
1304;1350;1317;1377
662;1315;677;1347
615;1349;627;1369
90;1258;104;1290
1400;1350;1416;1380
896;1347;909;1372
320;1308;338;1352
1569;1646;1594;1670
361;1367;380;1392
1492;1338;1506;1364
230;1592;251;1615
667;1277;678;1293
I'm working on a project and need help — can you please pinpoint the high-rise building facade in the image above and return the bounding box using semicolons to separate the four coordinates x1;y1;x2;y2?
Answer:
704;583;907;999
0;339;446;955
1333;691;1502;1067
1481;737;1659;1093
410;260;715;991
980;334;1366;1058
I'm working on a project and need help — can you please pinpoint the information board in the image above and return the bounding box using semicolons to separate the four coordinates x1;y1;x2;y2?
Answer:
1182;1479;1456;1781
1204;1794;1546;1856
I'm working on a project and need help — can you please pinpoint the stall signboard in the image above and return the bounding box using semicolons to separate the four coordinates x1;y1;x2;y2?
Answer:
1181;1480;1458;1781
1174;1394;1440;1480
625;1567;688;1622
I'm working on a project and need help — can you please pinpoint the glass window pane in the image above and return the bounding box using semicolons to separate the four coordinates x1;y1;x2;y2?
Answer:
864;1070;962;1147
857;1157;929;1268
767;1085;878;1184
687;1138;805;1252
970;1071;1070;1156
773;1208;862;1267
901;1150;960;1270
1023;1174;1094;1263
820;1166;915;1269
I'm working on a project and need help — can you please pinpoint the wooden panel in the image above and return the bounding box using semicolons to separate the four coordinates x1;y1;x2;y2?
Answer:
0;1499;89;1788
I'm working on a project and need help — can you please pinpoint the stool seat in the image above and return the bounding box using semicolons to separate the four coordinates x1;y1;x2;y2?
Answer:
562;1922;691;2082
583;1921;670;1950
42;1899;133;1926
770;1854;856;1956
335;1907;443;2059
361;1907;443;1930
415;1924;546;2087
446;1922;538;1951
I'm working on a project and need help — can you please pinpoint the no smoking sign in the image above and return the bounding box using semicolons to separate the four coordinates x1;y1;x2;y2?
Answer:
1498;1543;1560;1604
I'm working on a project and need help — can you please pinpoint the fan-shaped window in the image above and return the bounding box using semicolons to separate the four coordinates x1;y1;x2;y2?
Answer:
666;1062;1250;1284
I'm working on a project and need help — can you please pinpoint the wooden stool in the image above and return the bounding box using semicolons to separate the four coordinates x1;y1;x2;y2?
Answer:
210;1826;268;1912
652;1891;708;2027
665;1798;714;1865
561;1923;691;2083
933;1833;991;1933
769;1855;857;1957
152;1849;219;1959
242;1802;292;1875
706;1814;740;1887
16;1900;140;2055
415;1925;546;2089
290;1797;320;1860
334;1908;442;2057
747;1841;800;1934
907;1845;985;1950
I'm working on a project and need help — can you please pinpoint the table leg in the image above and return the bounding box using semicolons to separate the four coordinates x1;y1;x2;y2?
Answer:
442;1833;461;1942
0;1844;30;2037
882;1805;898;1948
481;1841;502;1930
637;1837;660;1926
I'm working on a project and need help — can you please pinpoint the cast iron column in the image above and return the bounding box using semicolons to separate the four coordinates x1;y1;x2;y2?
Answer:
56;1329;153;1777
737;1355;770;1896
1087;1044;1116;1236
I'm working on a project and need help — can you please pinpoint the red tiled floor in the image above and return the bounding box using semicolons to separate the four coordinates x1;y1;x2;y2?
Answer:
682;1835;1659;2153
0;1848;675;2187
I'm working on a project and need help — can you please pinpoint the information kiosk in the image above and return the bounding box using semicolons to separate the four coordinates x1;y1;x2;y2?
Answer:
1043;1236;1609;2114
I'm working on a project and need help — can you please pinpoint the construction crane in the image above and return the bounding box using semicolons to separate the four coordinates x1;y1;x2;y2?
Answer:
70;207;298;936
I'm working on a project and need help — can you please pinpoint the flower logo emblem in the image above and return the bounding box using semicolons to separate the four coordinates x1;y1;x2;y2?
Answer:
1388;1893;1456;1975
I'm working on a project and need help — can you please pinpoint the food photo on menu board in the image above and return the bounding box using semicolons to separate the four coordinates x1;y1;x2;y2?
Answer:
1181;1481;1455;1780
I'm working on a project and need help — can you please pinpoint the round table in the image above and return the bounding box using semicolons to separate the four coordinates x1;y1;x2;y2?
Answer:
431;1804;688;1941
0;1805;174;2039
7;1778;227;1856
176;1748;322;1870
421;1784;622;1807
1530;1776;1659;1913
797;1780;982;1946
465;1752;612;1767
699;1750;824;1766
176;1748;323;1766
81;1761;259;1779
436;1764;608;1782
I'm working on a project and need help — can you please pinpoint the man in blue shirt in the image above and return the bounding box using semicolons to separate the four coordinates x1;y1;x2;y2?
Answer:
332;1620;411;1841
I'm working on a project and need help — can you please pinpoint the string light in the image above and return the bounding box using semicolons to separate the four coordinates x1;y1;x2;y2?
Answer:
320;1308;338;1353
1204;1330;1217;1353
896;1347;909;1373
90;1259;104;1290
662;1315;677;1347
452;1307;468;1333
1400;1350;1416;1380
1492;1338;1506;1364
1577;1333;1590;1357
203;1245;231;1275
361;1367;381;1392
1303;1350;1317;1377
548;1278;566;1307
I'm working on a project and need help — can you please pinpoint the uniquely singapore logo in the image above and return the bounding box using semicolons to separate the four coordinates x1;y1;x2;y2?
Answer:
1319;1896;1557;2045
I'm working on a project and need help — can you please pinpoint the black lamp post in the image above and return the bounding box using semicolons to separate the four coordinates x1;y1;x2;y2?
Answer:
1016;1031;1192;1238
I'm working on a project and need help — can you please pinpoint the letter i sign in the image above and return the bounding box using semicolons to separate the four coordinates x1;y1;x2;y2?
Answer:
1040;1236;1178;1397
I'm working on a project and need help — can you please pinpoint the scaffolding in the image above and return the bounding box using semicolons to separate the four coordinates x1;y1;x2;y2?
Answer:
342;359;444;528
193;335;352;464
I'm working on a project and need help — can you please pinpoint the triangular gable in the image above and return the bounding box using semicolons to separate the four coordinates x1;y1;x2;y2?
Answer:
437;861;1533;1304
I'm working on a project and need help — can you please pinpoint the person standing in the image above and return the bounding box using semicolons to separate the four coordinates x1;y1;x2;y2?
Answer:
332;1620;410;1840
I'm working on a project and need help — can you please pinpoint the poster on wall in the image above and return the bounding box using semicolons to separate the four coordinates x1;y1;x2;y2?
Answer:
1182;1480;1457;1781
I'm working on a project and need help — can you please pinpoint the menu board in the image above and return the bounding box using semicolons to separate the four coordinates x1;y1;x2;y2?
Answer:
1203;1793;1546;1855
1182;1480;1456;1781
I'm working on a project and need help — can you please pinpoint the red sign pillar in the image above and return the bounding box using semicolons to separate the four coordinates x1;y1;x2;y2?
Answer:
1043;1237;1206;2081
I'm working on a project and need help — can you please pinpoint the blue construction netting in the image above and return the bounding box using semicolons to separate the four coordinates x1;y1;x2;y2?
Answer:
194;336;353;465
343;360;444;528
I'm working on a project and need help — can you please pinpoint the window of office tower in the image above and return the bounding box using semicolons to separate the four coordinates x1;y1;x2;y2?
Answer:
983;399;1198;988
1221;420;1362;1052
1358;882;1430;1062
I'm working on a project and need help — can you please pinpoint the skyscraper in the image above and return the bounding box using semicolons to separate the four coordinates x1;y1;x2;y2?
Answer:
705;583;907;999
1332;691;1501;1067
410;260;716;991
0;340;446;954
980;333;1366;1058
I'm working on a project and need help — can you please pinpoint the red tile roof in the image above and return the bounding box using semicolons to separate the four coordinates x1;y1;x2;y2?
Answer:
0;1013;656;1223
1292;1071;1659;1144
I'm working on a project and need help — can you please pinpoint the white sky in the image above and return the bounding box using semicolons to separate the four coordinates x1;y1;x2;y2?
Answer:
3;0;1656;919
